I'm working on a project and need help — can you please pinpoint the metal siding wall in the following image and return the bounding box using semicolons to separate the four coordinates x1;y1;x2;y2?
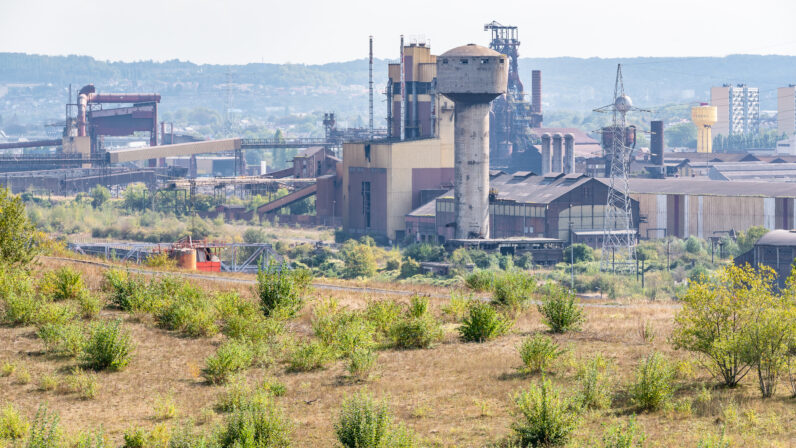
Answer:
656;194;667;239
683;195;690;238
697;196;704;239
764;198;776;230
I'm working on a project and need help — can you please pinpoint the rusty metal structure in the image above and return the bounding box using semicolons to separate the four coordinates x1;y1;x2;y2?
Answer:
484;21;543;171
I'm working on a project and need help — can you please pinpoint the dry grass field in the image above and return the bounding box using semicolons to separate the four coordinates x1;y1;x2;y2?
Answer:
0;258;794;447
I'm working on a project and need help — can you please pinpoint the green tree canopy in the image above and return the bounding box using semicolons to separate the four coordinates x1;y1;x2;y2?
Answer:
0;187;42;266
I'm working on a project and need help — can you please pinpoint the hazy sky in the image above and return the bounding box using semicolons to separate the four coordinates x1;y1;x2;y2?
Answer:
2;0;795;64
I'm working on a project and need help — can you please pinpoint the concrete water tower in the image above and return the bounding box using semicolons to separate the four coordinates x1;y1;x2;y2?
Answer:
437;44;508;239
692;104;718;153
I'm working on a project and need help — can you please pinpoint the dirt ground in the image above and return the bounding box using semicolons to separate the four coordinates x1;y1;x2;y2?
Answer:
0;258;794;447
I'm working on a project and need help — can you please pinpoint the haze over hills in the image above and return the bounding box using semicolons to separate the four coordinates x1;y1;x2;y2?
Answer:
1;52;795;133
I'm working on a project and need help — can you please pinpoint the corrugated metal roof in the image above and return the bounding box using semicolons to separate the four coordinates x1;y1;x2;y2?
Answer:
615;178;796;198
755;229;796;246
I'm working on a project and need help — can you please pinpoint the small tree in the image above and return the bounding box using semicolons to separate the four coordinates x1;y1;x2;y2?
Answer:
671;265;759;387
563;244;594;263
89;185;110;209
0;187;42;266
537;284;584;333
511;378;579;447
341;240;377;279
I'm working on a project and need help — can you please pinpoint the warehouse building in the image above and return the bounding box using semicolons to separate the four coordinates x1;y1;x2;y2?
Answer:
734;229;796;288
405;171;639;246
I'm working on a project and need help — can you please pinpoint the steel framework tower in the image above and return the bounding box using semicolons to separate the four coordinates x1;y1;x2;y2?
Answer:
594;65;645;273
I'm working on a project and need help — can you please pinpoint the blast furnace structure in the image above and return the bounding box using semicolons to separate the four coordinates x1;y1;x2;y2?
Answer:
436;44;508;239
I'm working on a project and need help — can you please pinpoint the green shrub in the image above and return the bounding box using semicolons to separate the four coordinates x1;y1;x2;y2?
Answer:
0;186;42;266
441;292;471;322
537;284;584;333
256;260;312;318
464;270;495;292
511;378;579;447
518;334;563;374
287;340;335;372
37;322;85;357
72;429;107;448
564;244;595;264
155;282;218;337
1;361;15;377
0;403;29;440
38;374;58;391
64;367;99;400
144;252;176;269
312;299;376;357
33;301;76;327
364;300;402;339
629;352;675;411
576;354;612;409
458;302;512;343
348;348;377;381
341;240;378;278
203;340;254;384
103;269;147;312
40;266;85;301
81;319;134;371
398;258;423;278
76;291;102;319
217;395;292;448
601;417;646;448
3;292;41;326
122;428;146;448
492;270;536;310
335;390;391;448
407;295;429;318
26;405;60;448
403;243;445;262
389;315;443;349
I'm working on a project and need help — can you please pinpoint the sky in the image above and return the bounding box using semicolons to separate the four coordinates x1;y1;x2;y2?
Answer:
1;0;795;65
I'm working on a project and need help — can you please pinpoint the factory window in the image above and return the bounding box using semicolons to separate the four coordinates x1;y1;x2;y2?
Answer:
499;59;505;64
460;59;468;64
364;144;371;162
481;59;490;64
442;58;448;64
362;182;371;229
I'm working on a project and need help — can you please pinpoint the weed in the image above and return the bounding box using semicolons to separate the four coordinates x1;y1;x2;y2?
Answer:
576;354;612;410
38;374;58;392
37;322;85;358
518;334;563;374
407;295;429;318
155;282;218;337
26;404;60;448
364;300;402;340
637;320;655;344
152;393;178;420
145;251;176;269
696;427;730;448
3;292;41;326
493;270;536;310
217;394;292;448
287;340;335;372
441;292;471;322
33;301;76;327
389;315;444;349
348;348;377;381
260;378;287;397
0;403;29;440
40;266;85;301
511;378;580;447
122;428;146;448
464;270;495;292
81;319;134;371
335;390;391;448
203;340;254;384
629;352;675;411
256;259;312;318
601;417;646;448
537;284;584;333
1;361;16;377
76;291;102;319
459;302;512;343
14;365;31;385
65;367;99;399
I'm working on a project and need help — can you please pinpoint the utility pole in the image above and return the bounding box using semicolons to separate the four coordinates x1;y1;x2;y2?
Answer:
369;35;374;140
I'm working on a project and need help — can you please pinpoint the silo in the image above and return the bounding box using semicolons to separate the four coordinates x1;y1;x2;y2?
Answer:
437;44;508;239
541;133;552;174
564;133;575;174
552;133;563;172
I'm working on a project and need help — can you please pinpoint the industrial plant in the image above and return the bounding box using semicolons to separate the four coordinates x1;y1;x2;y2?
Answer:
2;22;796;273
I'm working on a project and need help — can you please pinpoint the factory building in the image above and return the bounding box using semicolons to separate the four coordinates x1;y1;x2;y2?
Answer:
405;172;640;248
778;85;796;137
710;84;760;136
630;179;796;239
336;42;456;242
734;230;796;289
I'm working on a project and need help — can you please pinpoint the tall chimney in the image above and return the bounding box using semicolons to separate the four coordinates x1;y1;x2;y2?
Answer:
552;133;563;172
437;44;508;239
532;70;542;114
541;133;552;174
650;120;664;166
564;133;575;174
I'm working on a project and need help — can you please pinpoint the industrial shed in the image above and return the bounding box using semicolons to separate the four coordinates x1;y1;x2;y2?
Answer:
627;179;796;240
734;229;796;288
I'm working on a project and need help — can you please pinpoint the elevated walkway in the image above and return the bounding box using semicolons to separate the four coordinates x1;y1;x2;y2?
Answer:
256;183;317;219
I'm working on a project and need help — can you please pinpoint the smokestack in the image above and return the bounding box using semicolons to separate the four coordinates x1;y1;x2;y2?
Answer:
564;133;575;174
400;35;405;141
541;133;552;174
369;36;374;140
650;120;664;166
552;133;563;172
437;44;508;239
532;70;542;114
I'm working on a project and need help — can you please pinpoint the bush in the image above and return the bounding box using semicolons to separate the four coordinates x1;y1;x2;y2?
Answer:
0;403;29;440
341;240;378;278
493;270;536;310
537;284;584;333
576;354;612;410
629;352;675;411
38;374;58;391
459;302;512;343
217;395;292;448
515;252;534;270
407;295;429;318
403;243;445;262
155;282;218;337
26;405;60;448
398;257;422;278
389;315;443;349
81;319;134;371
256;260;312;318
364;300;402;339
77;291;102;319
464;270;495;292
64;367;99;400
511;378;579;447
40;266;85;301
89;185;110;209
37;322;85;357
601;417;646;448
103;269;147;312
0;186;42;266
335;390;391;448
144;252;176;269
203;340;254;384
441;292;472;322
3;292;41;326
287;340;335;372
518;334;563;374
348;348;377;381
